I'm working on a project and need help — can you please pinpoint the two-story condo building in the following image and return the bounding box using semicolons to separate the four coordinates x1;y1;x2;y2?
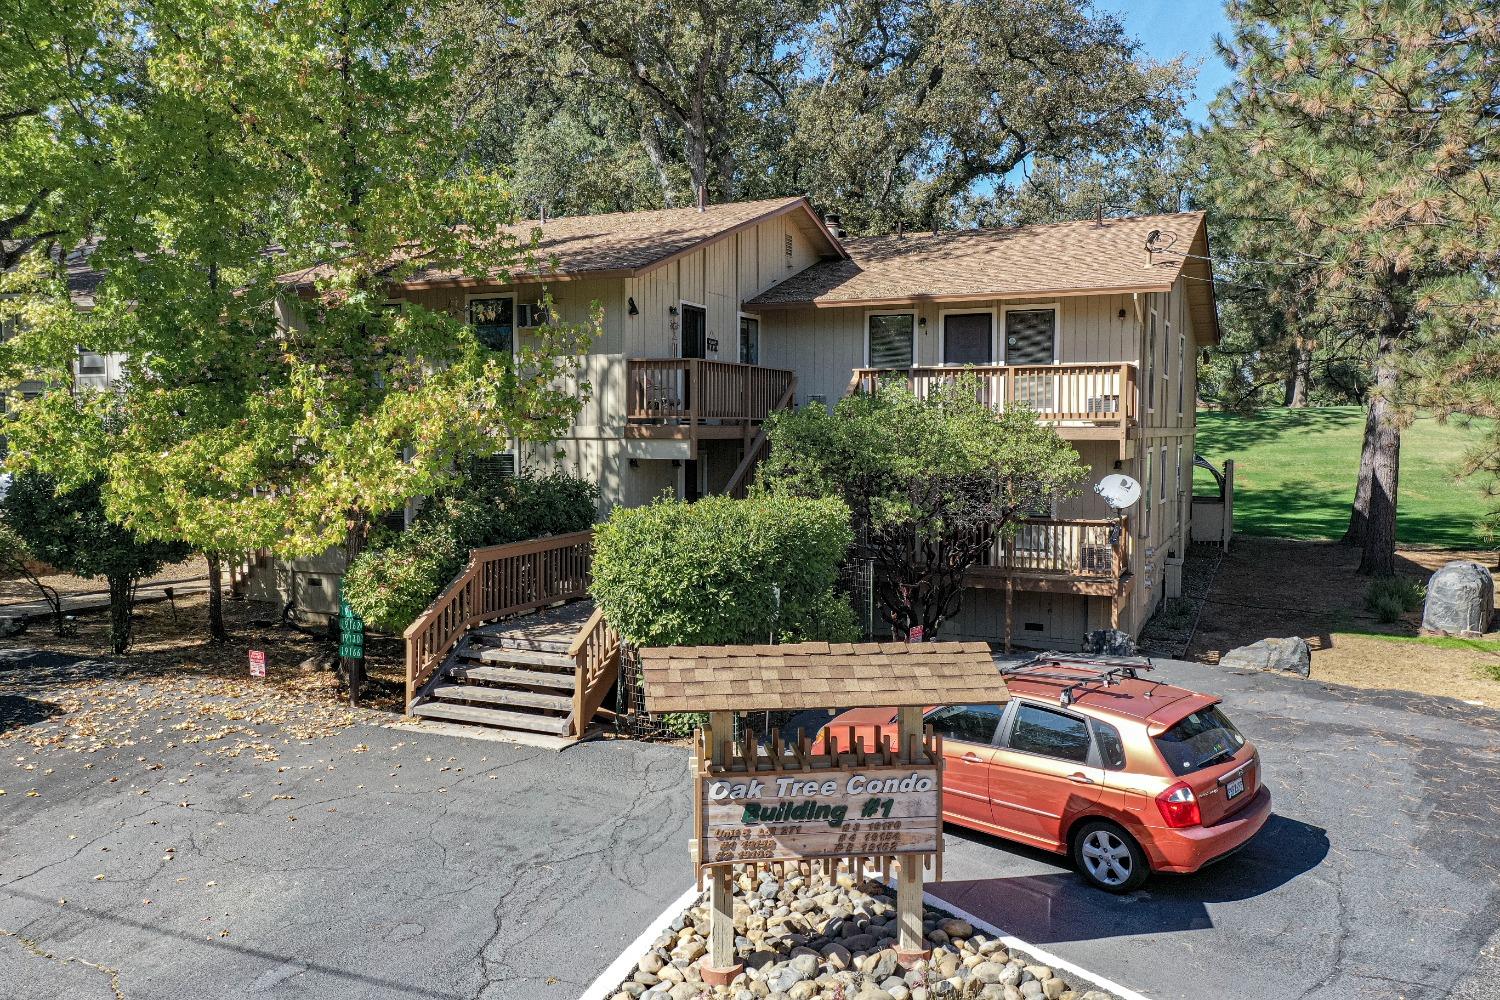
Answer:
320;195;1219;650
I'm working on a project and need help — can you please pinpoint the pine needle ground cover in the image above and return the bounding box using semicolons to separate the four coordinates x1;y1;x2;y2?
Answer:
1194;406;1493;549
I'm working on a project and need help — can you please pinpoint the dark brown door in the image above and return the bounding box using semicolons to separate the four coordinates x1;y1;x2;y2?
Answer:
680;305;706;359
943;312;994;365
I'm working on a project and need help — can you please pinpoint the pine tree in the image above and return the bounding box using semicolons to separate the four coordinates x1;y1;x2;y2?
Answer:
1208;0;1500;575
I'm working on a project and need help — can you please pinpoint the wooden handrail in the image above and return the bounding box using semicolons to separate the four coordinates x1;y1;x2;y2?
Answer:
979;516;1128;580
403;530;594;709
626;358;795;424
849;363;1138;428
568;604;621;738
724;373;797;499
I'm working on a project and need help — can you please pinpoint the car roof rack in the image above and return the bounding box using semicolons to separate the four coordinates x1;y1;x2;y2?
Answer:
998;651;1156;707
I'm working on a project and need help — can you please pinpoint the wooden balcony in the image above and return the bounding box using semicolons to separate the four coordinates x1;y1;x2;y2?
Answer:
626;358;796;450
966;517;1131;597
849;363;1137;454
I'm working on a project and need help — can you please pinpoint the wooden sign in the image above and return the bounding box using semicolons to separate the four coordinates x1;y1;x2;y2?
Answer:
691;717;944;882
690;710;944;982
701;766;940;865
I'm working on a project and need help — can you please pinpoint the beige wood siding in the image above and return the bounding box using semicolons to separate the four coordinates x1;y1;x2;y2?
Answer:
761;293;1141;408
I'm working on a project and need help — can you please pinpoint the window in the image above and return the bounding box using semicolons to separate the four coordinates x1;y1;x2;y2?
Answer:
926;704;1004;745
1146;307;1158;411
941;311;993;365
468;296;514;353
472;453;517;483
865;313;915;369
1003;306;1056;365
1160;445;1168;503
1007;703;1092;763
1177;332;1186;418
1153;706;1246;776
739;315;759;366
1175;443;1183;507
1092;719;1127;770
1143;449;1153;535
76;350;107;375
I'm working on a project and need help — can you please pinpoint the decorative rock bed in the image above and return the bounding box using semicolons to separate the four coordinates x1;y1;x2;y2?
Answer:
610;870;1117;1000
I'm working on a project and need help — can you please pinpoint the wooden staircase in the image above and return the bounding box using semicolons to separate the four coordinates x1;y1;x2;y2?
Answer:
410;602;597;745
403;533;620;749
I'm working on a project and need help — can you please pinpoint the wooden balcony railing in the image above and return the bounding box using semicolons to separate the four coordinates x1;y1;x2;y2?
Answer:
973;517;1130;586
849;363;1137;432
403;531;594;708
627;358;795;433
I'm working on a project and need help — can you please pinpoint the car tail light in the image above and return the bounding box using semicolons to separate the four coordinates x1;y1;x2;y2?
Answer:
1156;782;1201;828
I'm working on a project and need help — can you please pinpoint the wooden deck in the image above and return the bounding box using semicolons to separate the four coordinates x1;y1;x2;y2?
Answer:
625;358;796;455
849;363;1137;456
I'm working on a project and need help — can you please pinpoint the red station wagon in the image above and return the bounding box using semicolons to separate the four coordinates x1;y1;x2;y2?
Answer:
817;654;1271;891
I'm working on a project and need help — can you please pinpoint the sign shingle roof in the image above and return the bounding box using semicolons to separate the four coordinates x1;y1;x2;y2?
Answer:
640;641;1009;713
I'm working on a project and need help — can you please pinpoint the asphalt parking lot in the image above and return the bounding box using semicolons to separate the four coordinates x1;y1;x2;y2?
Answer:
3;650;1499;1000
930;659;1500;1000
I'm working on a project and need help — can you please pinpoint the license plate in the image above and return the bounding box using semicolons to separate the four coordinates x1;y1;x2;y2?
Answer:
1225;775;1245;800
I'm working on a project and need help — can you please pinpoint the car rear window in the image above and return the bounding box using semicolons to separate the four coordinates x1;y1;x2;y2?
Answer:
1153;706;1246;776
1091;719;1127;770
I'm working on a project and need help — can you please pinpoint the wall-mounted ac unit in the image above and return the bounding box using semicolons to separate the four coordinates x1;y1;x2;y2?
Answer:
517;303;551;327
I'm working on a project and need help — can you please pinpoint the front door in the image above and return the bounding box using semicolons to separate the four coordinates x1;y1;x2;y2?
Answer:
988;700;1104;850
679;304;706;412
680;304;707;359
925;704;1005;826
942;312;994;365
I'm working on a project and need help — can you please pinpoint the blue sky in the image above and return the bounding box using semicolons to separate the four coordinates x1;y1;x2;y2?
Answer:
1103;1;1234;122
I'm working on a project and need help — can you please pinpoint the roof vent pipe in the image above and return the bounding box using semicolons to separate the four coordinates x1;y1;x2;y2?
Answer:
823;212;846;239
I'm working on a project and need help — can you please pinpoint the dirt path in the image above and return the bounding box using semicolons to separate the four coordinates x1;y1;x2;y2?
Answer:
1188;535;1500;705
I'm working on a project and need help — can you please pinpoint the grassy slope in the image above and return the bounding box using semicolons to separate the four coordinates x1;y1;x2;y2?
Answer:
1193;406;1490;549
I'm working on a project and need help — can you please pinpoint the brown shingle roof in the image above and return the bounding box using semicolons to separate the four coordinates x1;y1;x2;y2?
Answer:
745;211;1209;308
279;196;842;290
640;641;1008;713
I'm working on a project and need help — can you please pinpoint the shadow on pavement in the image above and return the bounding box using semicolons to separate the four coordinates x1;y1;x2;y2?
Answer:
0;693;66;732
930;814;1329;945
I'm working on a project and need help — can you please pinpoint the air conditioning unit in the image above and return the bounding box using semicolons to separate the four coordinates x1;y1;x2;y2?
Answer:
517;303;551;327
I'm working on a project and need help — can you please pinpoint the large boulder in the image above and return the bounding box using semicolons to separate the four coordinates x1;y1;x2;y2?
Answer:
1081;629;1136;656
1421;561;1495;638
1220;637;1311;677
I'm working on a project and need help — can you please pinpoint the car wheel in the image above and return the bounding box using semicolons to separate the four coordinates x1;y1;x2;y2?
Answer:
1072;820;1149;893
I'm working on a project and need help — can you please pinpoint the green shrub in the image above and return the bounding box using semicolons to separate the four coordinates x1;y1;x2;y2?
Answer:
590;493;860;649
1364;576;1426;621
343;468;597;632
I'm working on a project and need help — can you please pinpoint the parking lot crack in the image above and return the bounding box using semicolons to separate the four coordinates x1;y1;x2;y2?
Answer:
0;928;126;1000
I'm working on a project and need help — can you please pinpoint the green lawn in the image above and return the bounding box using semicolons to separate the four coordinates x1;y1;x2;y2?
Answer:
1193;406;1491;549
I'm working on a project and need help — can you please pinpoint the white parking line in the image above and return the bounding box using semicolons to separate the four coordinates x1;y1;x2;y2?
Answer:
577;883;703;1000
576;878;1152;1000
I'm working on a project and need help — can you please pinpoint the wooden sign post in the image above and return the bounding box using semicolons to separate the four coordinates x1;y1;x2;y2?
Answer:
639;640;1009;987
692;705;943;982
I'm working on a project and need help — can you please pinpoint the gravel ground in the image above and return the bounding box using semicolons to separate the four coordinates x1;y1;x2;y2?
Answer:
608;870;1116;1000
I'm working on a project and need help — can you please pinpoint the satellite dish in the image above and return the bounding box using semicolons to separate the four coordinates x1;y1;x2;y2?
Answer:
1094;474;1141;511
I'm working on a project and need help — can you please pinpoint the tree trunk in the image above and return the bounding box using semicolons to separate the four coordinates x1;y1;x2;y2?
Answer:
206;553;228;643
107;573;134;655
1283;344;1310;407
1356;341;1401;576
1342;405;1378;547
